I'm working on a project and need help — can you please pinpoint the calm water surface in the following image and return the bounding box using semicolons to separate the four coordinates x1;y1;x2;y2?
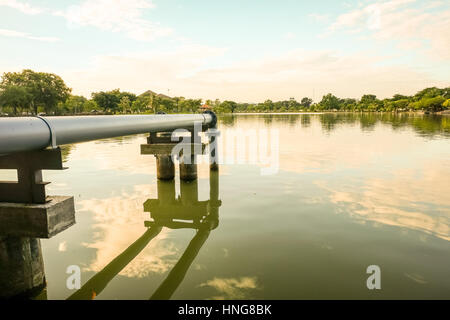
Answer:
5;113;450;299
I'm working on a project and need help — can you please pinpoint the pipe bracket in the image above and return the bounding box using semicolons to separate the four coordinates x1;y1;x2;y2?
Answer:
36;116;57;149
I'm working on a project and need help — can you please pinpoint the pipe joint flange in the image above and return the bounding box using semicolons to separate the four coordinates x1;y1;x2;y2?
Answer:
36;116;57;149
203;111;217;128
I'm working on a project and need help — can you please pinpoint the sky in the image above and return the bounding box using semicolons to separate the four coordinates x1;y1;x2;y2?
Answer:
0;0;449;102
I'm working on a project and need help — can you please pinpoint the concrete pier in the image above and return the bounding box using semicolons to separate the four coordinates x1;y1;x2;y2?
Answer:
179;155;198;181
207;130;220;171
153;132;175;181
0;148;76;299
155;155;175;180
0;236;46;299
141;131;206;182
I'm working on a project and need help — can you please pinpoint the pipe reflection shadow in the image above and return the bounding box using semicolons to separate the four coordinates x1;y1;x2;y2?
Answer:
68;170;221;300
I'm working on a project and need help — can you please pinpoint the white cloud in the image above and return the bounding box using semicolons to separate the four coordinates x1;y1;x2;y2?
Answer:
61;46;447;102
0;0;44;15
54;0;172;41
0;0;171;41
0;28;25;37
62;44;227;97
326;0;450;60
328;0;416;32
0;28;59;42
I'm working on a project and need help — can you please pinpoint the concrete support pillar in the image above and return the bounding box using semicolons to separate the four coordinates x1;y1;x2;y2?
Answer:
0;148;75;299
152;132;175;181
0;236;46;299
205;128;220;172
179;155;197;181
209;133;219;171
155;155;175;180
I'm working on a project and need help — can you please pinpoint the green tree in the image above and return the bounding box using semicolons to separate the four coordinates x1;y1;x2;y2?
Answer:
263;100;274;112
82;100;100;113
92;91;120;112
341;98;357;111
63;95;87;114
300;97;313;109
0;85;32;115
116;90;137;104
414;87;443;100
359;94;380;111
288;98;300;111
158;97;176;113
319;93;340;110
443;99;450;109
118;96;131;113
187;99;202;113
422;96;446;112
1;69;71;114
392;94;409;101
221;100;238;113
131;95;151;113
392;99;409;111
360;94;378;105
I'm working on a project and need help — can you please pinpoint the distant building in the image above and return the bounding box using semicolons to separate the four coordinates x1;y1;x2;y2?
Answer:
199;104;212;112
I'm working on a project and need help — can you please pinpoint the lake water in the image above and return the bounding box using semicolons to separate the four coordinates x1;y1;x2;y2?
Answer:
3;113;449;299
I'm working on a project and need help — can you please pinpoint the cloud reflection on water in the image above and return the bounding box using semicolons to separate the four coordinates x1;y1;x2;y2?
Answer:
317;161;450;241
78;184;179;278
199;276;260;300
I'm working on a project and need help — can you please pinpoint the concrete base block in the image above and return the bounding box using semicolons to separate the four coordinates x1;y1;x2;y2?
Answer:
0;196;75;239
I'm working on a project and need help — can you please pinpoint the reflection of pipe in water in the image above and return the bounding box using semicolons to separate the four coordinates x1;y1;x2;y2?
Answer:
157;179;176;204
180;179;198;206
150;228;211;300
209;169;220;227
148;171;221;300
68;165;221;300
67;226;162;300
145;179;209;229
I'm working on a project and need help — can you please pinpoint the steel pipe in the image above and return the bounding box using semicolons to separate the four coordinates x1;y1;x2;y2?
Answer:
0;114;214;155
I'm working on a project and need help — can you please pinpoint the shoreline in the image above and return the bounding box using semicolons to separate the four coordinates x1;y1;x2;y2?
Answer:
1;111;449;117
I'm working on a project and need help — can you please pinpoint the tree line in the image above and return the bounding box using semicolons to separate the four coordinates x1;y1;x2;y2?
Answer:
211;89;450;113
221;112;450;137
1;69;449;116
